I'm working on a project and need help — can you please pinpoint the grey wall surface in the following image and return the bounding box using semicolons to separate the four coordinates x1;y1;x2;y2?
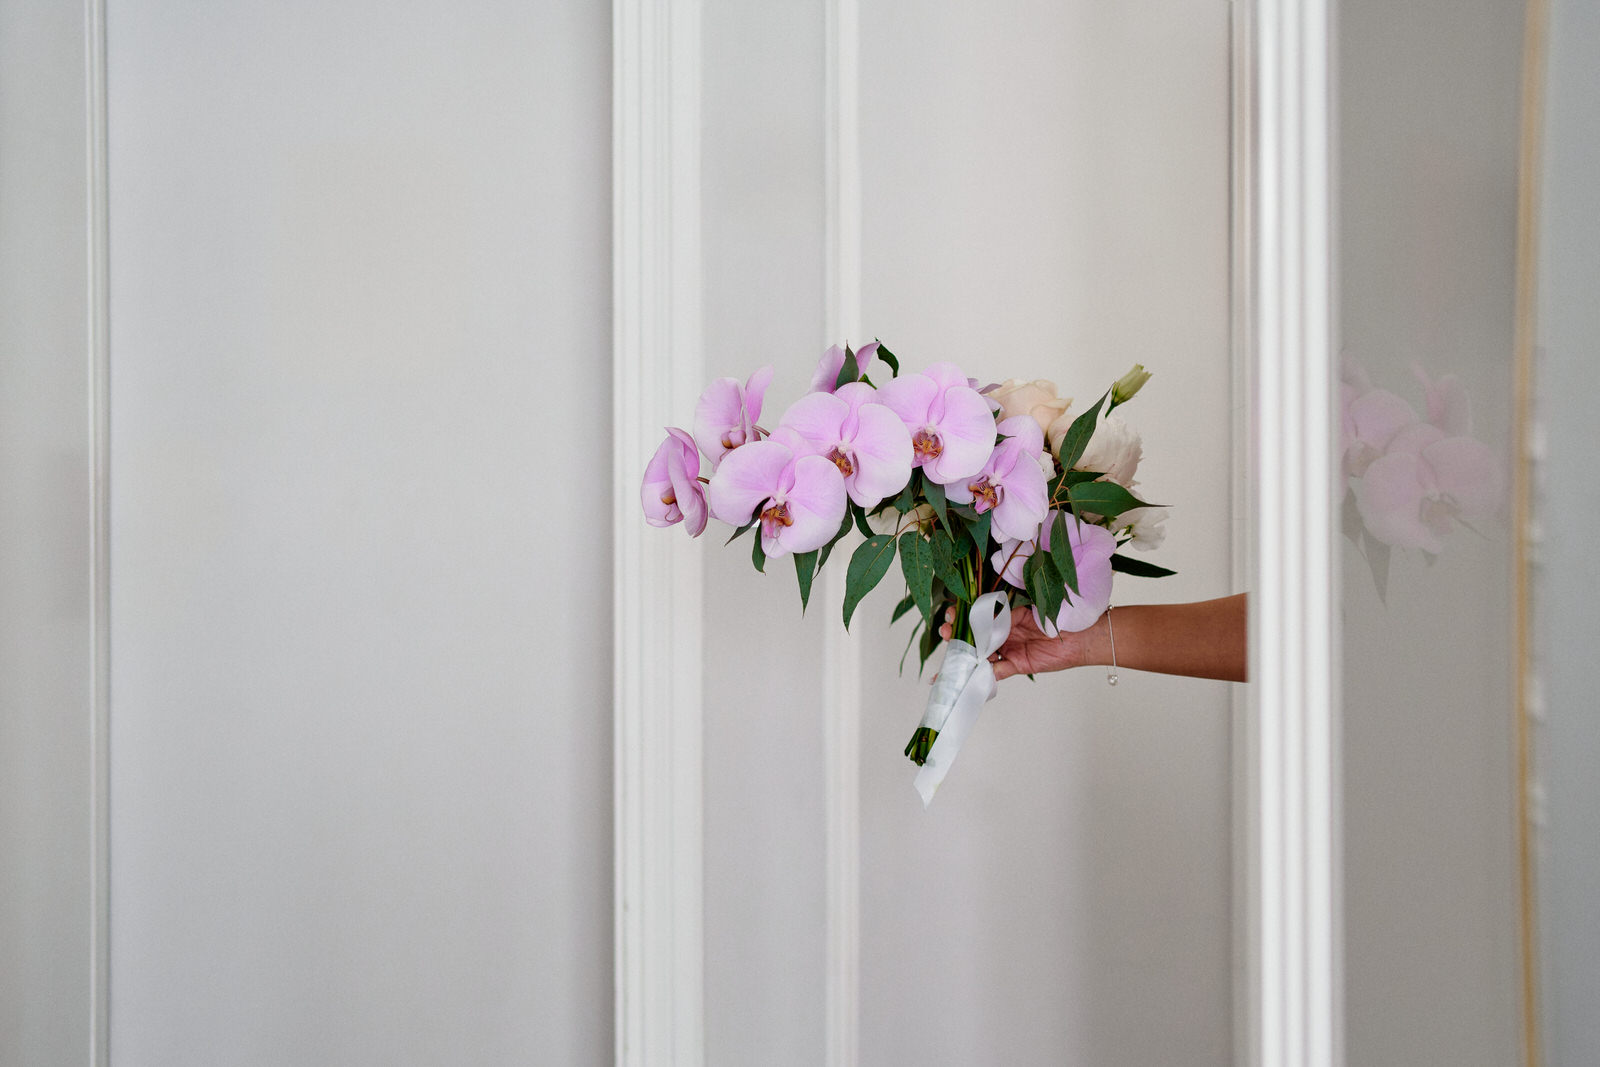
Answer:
106;3;613;1063
1337;0;1525;1062
0;3;97;1064
1536;1;1600;1062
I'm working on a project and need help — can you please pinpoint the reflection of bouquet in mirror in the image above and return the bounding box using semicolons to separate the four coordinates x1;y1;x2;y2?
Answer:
641;346;1176;803
1340;363;1504;598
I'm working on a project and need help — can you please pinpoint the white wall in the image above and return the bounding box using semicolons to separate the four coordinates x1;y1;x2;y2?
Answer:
0;3;99;1064
1535;1;1600;1061
1337;0;1525;1062
106;3;613;1063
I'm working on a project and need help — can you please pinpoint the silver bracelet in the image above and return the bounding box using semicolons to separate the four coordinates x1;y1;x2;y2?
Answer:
1105;604;1119;687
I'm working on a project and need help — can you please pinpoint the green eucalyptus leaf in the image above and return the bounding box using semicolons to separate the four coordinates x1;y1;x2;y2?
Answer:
918;617;945;675
968;509;992;554
875;340;900;377
752;532;767;573
892;476;917;514
899;618;924;674
898;532;935;622
891;592;917;624
930;528;968;595
852;504;875;539
1066;481;1152;522
1109;553;1177;579
843;534;898;629
725;520;755;546
794;550;819;612
1049;510;1080;595
833;347;860;391
1057;390;1108;470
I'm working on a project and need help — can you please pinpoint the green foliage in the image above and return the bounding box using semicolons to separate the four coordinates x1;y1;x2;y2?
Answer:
816;510;854;571
843;534;898;629
794;550;818;612
751;532;766;573
1056;390;1108;470
929;527;968;597
874;340;900;377
923;477;948;530
898;532;934;622
1109;553;1176;579
833;346;861;390
1065;481;1152;522
1049;509;1079;596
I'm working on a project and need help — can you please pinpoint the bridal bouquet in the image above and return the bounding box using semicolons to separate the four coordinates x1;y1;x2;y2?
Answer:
642;343;1175;803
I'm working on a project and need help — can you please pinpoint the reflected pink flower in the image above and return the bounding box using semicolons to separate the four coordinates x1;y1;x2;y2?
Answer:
1414;365;1473;436
875;361;996;485
1352;425;1501;553
989;510;1116;635
1341;387;1418;478
641;428;707;537
945;415;1048;542
775;382;912;508
706;438;847;558
694;366;774;470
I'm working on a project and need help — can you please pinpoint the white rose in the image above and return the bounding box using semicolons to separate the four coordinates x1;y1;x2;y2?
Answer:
989;378;1072;437
1073;415;1143;488
1121;506;1169;551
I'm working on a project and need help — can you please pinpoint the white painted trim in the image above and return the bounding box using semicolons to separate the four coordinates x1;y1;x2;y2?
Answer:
86;0;111;1061
612;1;706;1063
822;3;863;1065
1246;2;1341;1066
1229;1;1257;1062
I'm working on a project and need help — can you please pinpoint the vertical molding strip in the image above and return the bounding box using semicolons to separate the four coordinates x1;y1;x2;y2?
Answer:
612;1;706;1064
1248;2;1340;1066
85;0;112;1061
822;1;862;1064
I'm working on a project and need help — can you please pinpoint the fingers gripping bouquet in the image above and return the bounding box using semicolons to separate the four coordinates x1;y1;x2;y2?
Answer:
642;344;1175;803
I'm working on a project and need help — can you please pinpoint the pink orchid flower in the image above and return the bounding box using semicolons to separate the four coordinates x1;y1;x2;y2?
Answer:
774;382;913;508
875;361;996;485
944;415;1049;542
1351;422;1501;553
990;510;1116;635
809;341;880;394
706;439;847;558
640;427;707;537
694;365;775;470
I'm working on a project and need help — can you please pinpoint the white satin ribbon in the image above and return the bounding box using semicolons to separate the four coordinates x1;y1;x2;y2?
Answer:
914;592;1011;807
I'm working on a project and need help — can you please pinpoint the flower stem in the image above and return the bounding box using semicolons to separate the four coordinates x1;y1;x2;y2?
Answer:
904;726;937;765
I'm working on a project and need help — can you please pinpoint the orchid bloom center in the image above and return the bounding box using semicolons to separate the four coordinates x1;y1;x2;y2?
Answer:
1421;494;1454;530
912;428;943;459
968;477;999;513
660;489;677;506
721;428;748;451
826;446;855;478
760;501;794;528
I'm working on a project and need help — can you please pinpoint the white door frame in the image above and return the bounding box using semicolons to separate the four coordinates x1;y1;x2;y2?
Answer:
612;2;1343;1067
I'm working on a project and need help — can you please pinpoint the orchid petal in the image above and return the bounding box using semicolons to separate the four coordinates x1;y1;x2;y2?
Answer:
778;391;849;451
774;454;848;556
1353;451;1440;552
990;457;1048;541
924;386;997;483
743;365;774;427
692;377;746;465
990;537;1033;588
707;439;792;527
841;402;913;506
996;415;1044;457
876;372;939;426
809;345;848;393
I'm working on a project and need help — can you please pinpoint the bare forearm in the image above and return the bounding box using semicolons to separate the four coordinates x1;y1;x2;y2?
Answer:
1082;594;1248;682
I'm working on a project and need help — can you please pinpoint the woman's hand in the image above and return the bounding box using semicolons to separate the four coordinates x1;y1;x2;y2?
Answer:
939;605;1103;681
